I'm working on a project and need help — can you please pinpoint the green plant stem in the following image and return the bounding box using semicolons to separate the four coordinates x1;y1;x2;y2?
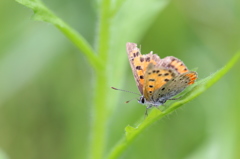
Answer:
106;110;165;159
88;0;111;158
98;0;111;61
89;71;108;159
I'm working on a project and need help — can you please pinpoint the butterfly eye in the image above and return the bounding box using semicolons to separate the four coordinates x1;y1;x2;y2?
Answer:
139;96;145;104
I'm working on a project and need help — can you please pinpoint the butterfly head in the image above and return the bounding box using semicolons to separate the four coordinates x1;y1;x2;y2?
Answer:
138;96;166;107
138;96;145;105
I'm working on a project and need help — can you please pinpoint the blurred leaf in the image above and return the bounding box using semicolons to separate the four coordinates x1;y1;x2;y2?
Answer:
0;149;8;159
106;51;240;159
0;27;65;105
15;0;103;70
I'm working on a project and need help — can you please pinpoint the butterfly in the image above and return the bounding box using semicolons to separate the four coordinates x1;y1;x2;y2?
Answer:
123;42;197;115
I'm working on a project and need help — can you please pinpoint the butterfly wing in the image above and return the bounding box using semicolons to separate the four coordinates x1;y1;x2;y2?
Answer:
157;56;189;74
126;43;161;94
143;63;179;101
142;56;197;103
153;71;198;101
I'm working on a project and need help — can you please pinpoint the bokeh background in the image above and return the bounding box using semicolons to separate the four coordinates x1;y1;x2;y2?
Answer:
1;0;240;159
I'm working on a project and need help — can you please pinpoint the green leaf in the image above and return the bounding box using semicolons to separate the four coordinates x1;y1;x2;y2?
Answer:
0;149;8;159
15;0;103;70
106;51;240;159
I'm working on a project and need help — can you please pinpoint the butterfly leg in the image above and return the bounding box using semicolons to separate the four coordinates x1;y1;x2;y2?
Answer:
144;105;153;117
154;105;161;110
145;108;149;117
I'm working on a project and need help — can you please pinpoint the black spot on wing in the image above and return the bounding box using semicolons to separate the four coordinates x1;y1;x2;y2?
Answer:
136;66;142;70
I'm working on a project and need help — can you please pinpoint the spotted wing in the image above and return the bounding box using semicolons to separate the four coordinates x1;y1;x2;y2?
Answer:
126;43;161;95
157;56;189;74
143;63;179;101
153;71;198;101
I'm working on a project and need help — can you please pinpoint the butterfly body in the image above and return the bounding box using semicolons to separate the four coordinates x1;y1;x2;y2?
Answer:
126;43;197;110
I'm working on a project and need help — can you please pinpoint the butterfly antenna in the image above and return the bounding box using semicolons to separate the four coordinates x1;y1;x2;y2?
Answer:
111;87;141;96
125;97;139;103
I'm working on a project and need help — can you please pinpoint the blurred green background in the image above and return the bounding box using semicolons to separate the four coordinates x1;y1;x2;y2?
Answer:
1;0;240;159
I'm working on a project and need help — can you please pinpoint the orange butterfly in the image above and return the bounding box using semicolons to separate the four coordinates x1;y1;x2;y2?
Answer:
113;43;197;115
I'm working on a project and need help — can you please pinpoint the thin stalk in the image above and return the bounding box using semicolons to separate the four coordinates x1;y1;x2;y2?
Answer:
98;0;111;61
106;110;166;159
89;71;108;159
88;0;111;158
